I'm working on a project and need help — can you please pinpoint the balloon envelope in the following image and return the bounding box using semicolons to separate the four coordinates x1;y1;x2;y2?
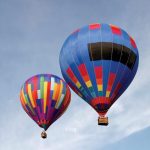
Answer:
20;74;71;131
59;23;139;117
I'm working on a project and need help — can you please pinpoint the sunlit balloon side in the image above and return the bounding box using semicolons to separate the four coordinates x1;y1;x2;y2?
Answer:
20;74;71;138
59;23;139;126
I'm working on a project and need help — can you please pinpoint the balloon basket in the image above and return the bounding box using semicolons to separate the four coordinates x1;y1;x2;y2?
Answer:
98;116;108;126
41;131;47;139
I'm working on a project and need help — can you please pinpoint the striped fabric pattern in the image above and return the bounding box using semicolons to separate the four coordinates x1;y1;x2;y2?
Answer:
20;74;71;130
59;23;139;116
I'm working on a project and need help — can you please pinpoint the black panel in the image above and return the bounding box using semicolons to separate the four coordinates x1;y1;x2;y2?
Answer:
127;51;137;69
88;42;137;70
88;42;102;60
112;43;122;61
101;43;112;60
120;46;130;65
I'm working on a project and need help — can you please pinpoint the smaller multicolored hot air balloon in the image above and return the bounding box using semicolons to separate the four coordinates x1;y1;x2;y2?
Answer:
20;74;71;138
59;23;139;126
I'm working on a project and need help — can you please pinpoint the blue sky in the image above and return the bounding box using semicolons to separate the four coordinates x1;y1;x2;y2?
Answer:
0;0;150;149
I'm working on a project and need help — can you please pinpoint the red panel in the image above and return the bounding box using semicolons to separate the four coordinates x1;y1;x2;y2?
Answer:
66;67;74;78
96;78;102;84
63;86;71;106
130;36;137;48
32;91;38;100
94;66;102;79
66;68;78;83
32;76;38;91
111;82;122;100
55;83;61;100
114;83;122;94
90;97;99;106
78;64;87;76
110;25;122;35
90;97;110;106
107;73;116;91
84;75;90;82
26;83;28;94
107;85;112;91
100;97;107;104
47;82;50;106
89;23;101;30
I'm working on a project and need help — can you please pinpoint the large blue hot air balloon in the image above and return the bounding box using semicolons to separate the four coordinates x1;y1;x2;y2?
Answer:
59;23;139;125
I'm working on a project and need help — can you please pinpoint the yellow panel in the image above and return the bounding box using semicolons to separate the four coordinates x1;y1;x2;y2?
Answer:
21;88;35;115
20;92;25;106
44;82;48;113
21;89;27;104
106;91;110;98
86;80;92;87
28;84;36;108
55;80;63;109
76;81;81;88
52;83;57;100
98;85;103;91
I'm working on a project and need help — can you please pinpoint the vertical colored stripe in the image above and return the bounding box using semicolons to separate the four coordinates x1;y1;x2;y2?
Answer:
66;67;81;88
32;91;37;106
78;64;92;88
106;73;116;98
52;83;57;100
21;89;27;105
55;83;61;100
55;80;63;109
94;66;103;92
111;82;122;100
40;76;44;99
24;94;35;115
37;90;40;99
44;82;48;113
46;82;50;108
32;76;38;91
56;94;65;109
28;84;36;108
51;77;55;91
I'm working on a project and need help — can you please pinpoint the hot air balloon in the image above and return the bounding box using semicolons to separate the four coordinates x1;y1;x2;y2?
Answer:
20;74;71;138
59;23;139;125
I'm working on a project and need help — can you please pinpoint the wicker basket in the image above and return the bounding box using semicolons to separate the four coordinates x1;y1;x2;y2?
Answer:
98;117;108;126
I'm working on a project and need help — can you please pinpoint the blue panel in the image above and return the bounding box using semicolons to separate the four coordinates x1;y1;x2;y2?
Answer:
37;99;42;113
101;24;112;42
51;100;56;108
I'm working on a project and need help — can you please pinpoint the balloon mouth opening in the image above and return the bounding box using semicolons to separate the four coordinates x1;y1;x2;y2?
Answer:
98;116;109;126
41;130;47;139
